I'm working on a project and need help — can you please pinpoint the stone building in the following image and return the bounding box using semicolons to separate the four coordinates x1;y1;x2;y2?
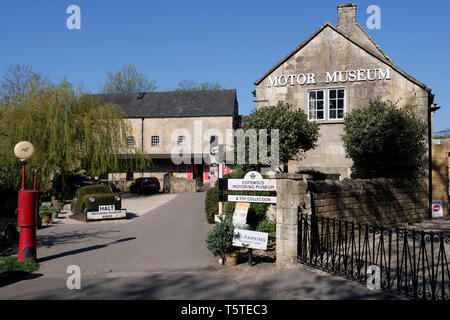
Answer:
254;3;437;179
96;89;239;185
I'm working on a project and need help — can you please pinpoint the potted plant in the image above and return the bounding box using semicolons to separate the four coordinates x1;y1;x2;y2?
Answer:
205;218;240;266
39;210;53;225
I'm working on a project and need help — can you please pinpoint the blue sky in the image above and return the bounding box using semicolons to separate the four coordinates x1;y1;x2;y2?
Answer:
1;0;449;132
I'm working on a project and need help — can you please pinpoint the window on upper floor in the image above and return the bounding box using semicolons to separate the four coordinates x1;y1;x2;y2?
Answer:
308;90;325;121
307;88;346;121
151;136;160;147
177;135;185;146
328;88;345;120
126;136;135;147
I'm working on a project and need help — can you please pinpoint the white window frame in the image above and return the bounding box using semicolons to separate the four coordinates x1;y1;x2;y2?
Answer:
307;89;325;121
306;88;347;122
327;88;346;121
151;136;160;147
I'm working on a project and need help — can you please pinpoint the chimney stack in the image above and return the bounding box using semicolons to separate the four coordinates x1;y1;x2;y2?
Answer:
337;3;357;26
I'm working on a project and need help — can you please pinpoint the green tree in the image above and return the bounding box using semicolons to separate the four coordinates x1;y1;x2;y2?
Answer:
342;98;427;178
0;79;151;196
239;102;320;173
102;64;157;94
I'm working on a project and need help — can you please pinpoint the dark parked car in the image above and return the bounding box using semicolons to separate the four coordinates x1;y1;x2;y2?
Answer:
70;175;97;189
71;184;122;215
130;177;160;194
52;174;97;197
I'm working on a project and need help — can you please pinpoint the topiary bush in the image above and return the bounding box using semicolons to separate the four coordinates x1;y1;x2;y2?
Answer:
205;218;235;264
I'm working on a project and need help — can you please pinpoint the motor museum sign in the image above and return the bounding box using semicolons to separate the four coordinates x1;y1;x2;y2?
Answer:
223;171;277;192
267;67;391;87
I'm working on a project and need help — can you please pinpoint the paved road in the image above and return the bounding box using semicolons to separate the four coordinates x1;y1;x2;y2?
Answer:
0;192;400;300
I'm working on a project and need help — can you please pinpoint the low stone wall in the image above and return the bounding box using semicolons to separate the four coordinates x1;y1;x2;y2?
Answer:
163;174;197;193
308;178;429;226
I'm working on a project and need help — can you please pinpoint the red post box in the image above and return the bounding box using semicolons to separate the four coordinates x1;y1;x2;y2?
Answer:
17;190;39;261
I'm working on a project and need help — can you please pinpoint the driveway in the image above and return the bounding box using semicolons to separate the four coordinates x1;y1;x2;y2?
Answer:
0;192;399;300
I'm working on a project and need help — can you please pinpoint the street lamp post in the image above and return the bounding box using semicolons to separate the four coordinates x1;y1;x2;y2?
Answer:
14;141;39;261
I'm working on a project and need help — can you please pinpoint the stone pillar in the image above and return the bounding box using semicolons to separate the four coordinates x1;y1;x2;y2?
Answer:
275;173;309;269
432;144;449;217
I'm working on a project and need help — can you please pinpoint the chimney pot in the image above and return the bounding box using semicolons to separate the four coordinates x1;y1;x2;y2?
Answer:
337;3;357;26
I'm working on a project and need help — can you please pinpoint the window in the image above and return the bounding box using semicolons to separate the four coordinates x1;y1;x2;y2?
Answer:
308;90;325;120
151;136;160;147
177;136;185;145
126;136;135;147
307;88;346;121
328;89;345;120
210;135;218;154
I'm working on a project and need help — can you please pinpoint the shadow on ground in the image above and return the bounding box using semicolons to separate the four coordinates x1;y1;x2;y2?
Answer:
11;263;399;300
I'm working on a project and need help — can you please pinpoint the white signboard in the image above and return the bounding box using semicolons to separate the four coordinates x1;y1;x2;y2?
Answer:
233;229;268;250
228;195;277;204
87;209;127;220
227;171;276;191
432;200;444;218
232;203;249;228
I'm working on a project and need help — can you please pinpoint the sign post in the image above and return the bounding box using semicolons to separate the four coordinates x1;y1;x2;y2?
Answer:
218;171;277;266
217;145;224;217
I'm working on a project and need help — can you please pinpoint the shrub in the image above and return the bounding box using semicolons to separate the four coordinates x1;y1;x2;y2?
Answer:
256;219;276;237
39;210;53;219
342;98;427;178
205;219;235;264
223;202;236;221
246;202;268;230
205;185;219;224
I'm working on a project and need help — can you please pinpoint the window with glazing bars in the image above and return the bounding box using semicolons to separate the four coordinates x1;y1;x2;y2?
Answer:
308;90;325;120
328;88;345;120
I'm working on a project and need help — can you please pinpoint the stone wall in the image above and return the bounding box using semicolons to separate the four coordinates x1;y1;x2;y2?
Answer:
163;174;197;193
307;178;429;226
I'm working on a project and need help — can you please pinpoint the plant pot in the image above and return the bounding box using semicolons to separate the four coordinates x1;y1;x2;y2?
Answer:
224;250;240;266
41;216;53;225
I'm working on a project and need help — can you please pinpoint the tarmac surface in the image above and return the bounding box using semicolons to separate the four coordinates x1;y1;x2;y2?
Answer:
0;192;401;300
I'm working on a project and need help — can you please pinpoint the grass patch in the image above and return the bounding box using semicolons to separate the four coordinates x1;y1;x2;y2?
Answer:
0;256;39;276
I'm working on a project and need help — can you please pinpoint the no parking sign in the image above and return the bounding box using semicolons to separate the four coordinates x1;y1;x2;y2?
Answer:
432;200;444;218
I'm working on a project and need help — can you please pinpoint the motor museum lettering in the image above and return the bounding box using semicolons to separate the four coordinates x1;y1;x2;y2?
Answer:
267;67;391;87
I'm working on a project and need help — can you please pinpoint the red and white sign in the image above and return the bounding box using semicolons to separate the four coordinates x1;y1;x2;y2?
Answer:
432;200;443;218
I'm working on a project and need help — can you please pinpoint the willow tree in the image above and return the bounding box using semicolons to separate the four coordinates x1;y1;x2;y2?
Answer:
0;79;151;195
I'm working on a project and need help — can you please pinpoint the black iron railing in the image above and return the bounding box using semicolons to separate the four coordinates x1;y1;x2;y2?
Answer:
298;213;450;300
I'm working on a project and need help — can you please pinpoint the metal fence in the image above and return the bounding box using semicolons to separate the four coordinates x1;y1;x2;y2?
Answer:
298;212;450;300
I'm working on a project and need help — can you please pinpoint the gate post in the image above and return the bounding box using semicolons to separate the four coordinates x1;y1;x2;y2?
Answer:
275;173;309;269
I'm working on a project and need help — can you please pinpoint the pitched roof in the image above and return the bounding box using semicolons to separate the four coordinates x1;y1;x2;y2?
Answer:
254;22;431;93
94;89;238;118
